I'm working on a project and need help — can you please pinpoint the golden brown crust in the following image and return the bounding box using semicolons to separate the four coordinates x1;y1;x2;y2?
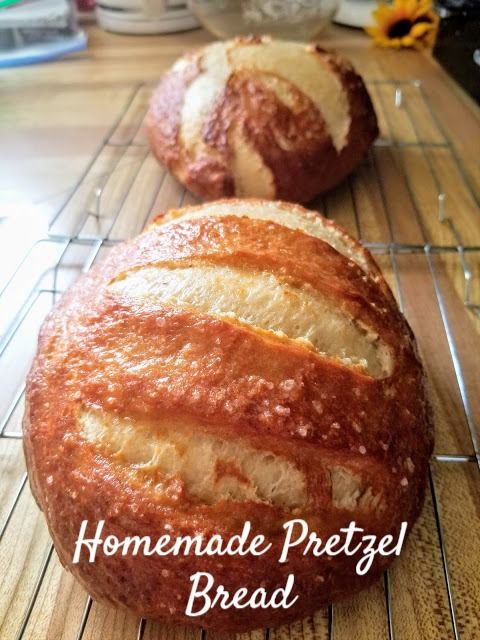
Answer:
154;198;389;288
24;200;432;631
146;38;379;202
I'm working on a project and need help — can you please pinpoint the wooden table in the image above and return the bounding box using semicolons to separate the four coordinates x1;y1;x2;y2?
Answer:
0;23;479;640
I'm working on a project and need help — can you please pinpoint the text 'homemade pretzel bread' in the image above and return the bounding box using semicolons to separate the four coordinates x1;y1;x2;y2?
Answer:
147;37;379;202
24;200;433;632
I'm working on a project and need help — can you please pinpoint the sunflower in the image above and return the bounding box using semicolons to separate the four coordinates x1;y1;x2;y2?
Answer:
366;0;439;50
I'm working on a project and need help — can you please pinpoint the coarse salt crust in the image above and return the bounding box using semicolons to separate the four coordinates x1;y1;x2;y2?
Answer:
146;37;379;202
24;199;433;632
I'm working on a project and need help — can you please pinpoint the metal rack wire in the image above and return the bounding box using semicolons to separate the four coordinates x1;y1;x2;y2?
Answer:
0;80;478;640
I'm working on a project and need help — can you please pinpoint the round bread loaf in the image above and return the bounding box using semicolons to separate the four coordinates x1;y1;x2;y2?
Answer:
24;199;432;631
146;37;379;203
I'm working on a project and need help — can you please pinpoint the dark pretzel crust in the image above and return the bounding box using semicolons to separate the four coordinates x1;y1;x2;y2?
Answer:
24;201;432;631
146;38;379;202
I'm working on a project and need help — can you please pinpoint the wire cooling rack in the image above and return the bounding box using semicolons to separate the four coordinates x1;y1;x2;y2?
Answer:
0;80;479;640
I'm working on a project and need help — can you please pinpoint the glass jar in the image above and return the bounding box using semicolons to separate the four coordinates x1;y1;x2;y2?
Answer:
189;0;339;40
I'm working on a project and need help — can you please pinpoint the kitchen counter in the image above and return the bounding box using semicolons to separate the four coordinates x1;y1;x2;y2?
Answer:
0;22;479;640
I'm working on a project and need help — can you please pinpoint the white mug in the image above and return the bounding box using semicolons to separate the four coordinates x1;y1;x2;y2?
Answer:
141;0;165;17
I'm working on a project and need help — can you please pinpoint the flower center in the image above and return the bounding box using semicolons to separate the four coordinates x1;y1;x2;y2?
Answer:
388;19;413;38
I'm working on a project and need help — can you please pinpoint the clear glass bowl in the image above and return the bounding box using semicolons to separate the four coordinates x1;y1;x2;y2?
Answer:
189;0;339;40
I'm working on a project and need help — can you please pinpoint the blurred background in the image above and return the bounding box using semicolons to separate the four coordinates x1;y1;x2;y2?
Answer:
0;1;478;103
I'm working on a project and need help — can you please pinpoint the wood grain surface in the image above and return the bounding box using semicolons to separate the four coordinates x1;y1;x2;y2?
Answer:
0;22;479;640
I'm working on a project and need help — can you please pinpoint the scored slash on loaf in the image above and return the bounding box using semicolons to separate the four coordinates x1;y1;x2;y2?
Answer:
147;36;379;202
23;200;433;631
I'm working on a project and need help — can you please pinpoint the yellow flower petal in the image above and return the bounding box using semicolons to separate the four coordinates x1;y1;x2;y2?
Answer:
365;26;380;38
380;36;403;48
397;0;414;16
393;0;412;11
414;0;434;17
406;0;419;14
410;21;433;37
372;5;393;23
